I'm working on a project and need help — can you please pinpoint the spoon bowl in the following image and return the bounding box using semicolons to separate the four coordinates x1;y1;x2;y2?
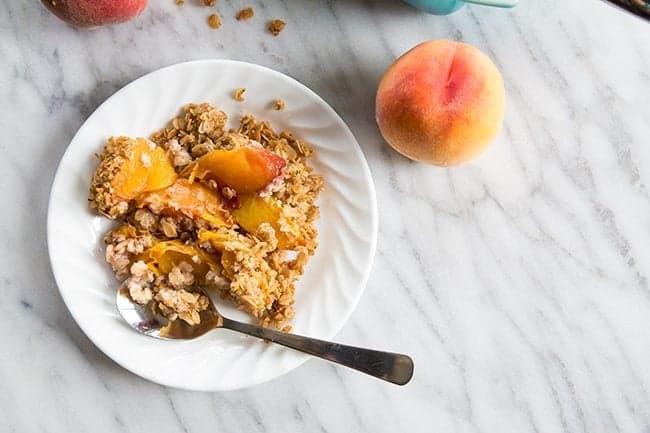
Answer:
116;289;415;385
115;287;223;339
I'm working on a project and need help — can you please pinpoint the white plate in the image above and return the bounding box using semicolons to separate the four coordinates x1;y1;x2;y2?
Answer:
47;60;377;391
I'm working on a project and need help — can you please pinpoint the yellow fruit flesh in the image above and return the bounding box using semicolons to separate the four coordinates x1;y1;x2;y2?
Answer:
138;240;221;279
184;146;285;194
112;138;177;200
231;195;300;249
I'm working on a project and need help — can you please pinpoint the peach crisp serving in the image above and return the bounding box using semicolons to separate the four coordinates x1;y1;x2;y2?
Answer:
89;103;323;330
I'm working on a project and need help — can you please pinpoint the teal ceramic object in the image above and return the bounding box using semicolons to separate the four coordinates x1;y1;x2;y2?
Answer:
402;0;518;15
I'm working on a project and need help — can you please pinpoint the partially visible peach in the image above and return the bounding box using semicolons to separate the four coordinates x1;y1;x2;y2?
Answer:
376;39;505;166
41;0;148;28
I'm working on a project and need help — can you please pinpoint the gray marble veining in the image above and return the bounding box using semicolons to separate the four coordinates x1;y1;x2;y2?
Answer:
1;0;650;432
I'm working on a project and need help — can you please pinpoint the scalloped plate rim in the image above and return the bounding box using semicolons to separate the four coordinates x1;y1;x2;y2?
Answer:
46;59;378;391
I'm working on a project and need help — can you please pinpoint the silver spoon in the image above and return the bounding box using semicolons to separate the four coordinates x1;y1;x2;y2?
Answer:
116;290;414;385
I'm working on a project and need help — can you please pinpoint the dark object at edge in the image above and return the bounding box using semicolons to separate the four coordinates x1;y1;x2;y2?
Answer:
603;0;650;20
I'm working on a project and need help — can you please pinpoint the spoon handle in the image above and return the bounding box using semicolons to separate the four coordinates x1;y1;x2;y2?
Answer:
221;318;414;385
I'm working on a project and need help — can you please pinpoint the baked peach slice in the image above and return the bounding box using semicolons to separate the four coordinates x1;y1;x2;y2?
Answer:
196;229;240;280
232;195;300;249
90;137;177;218
139;240;221;280
197;228;237;253
136;178;231;228
184;145;285;194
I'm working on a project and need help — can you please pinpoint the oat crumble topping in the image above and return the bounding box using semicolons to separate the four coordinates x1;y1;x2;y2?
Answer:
268;19;286;36
234;87;246;101
236;7;254;20
208;13;221;29
90;102;323;329
221;186;236;199
208;14;221;29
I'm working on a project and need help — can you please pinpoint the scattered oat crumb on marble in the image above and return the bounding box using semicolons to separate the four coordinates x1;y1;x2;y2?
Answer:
268;19;286;36
207;14;221;29
236;7;254;21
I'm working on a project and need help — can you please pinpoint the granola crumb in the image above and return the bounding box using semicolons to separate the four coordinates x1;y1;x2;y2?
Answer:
133;209;158;231
236;7;254;21
207;13;221;29
166;139;193;168
160;217;178;238
274;99;285;110
268;19;286;36
234;88;246;101
155;288;208;325
201;0;216;6
205;269;229;291
168;262;195;289
220;186;236;200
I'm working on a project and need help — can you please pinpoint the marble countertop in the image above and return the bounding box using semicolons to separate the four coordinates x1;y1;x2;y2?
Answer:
2;0;650;431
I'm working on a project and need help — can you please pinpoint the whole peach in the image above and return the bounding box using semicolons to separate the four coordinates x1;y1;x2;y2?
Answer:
41;0;148;28
376;40;505;166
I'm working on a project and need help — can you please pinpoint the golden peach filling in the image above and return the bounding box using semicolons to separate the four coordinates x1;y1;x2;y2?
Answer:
136;178;231;229
184;145;286;194
90;137;177;218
